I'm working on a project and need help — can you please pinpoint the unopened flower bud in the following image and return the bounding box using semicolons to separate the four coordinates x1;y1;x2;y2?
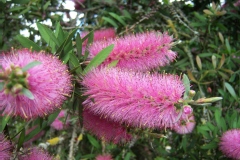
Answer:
14;68;24;77
183;105;193;115
11;84;23;94
196;97;223;103
189;90;196;98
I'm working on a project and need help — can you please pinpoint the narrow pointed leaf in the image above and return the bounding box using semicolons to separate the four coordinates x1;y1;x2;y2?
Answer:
22;61;41;72
17;128;25;151
83;44;114;74
224;82;238;100
0;115;10;132
22;88;34;100
16;35;41;51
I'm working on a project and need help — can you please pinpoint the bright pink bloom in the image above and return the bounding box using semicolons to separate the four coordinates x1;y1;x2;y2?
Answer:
219;129;240;159
88;32;176;71
96;154;113;160
0;49;72;119
81;67;185;129
173;113;195;134
18;147;53;160
83;109;131;144
51;110;70;130
0;133;13;160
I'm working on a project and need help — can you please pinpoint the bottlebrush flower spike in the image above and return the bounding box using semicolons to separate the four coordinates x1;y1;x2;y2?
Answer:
83;109;132;144
18;147;54;160
96;154;113;160
0;133;13;160
81;67;185;129
0;49;72;119
219;129;240;159
88;31;177;71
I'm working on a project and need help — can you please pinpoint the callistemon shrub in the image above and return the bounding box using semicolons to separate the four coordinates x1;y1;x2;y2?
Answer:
83;109;132;144
0;49;72;119
0;133;13;160
219;129;240;159
81;67;186;129
88;31;176;71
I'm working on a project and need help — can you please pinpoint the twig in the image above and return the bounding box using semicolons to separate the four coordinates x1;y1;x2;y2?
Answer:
68;124;77;160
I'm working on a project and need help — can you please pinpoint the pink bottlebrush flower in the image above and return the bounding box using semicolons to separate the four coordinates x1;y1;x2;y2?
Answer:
51;110;70;130
83;109;132;144
18;147;54;160
173;112;195;134
0;133;13;160
0;49;72;119
96;154;113;160
88;31;177;71
81;67;185;129
219;129;240;159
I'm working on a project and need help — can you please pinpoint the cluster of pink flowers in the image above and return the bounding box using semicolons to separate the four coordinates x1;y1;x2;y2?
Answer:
219;129;240;159
0;49;72;119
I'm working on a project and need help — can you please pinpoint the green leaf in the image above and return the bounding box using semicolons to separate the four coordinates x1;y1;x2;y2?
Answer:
43;1;51;10
17;128;25;151
22;88;34;100
56;28;78;55
55;22;65;44
83;44;114;74
47;110;61;125
0;115;10;132
224;82;238;100
108;60;119;68
22;61;42;72
37;22;60;50
225;38;231;54
214;109;221;128
69;52;82;74
201;141;218;149
11;0;29;4
182;74;190;99
76;33;83;58
109;12;126;26
0;82;4;91
102;17;118;28
24;126;41;142
122;10;132;19
87;134;101;149
16;35;41;51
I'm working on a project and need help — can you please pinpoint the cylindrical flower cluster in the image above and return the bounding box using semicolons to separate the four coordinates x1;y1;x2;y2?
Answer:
82;67;185;129
0;49;72;119
88;32;176;71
